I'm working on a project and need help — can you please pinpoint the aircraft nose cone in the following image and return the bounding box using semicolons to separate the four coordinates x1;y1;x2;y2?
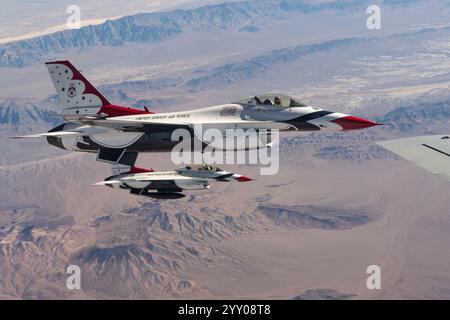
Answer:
235;175;252;182
331;116;380;131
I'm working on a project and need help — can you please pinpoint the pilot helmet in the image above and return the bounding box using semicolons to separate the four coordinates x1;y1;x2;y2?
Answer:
274;96;281;105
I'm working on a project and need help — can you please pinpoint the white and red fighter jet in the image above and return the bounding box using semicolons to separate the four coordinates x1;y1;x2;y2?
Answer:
93;164;252;199
15;60;381;166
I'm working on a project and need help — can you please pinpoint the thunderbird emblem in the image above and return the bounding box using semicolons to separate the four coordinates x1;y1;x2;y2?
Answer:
67;83;76;98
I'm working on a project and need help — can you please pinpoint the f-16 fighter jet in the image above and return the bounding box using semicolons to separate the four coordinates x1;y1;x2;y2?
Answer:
15;60;380;166
93;164;252;199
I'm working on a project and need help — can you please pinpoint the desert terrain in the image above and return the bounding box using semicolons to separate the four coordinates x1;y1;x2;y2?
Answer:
1;0;450;299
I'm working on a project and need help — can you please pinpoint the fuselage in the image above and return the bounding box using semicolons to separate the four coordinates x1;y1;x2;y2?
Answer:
111;171;210;191
47;102;378;153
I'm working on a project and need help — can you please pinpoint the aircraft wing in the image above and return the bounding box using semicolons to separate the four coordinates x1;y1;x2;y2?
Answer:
91;175;194;187
12;120;191;139
122;173;194;181
81;118;192;133
377;135;450;182
92;180;122;186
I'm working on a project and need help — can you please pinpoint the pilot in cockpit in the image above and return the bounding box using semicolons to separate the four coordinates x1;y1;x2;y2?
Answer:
274;96;281;106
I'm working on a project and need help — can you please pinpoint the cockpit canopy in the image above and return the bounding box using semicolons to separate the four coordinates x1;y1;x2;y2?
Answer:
235;94;307;108
184;164;223;172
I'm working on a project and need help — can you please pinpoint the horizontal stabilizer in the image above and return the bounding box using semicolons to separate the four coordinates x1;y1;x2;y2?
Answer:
11;131;82;139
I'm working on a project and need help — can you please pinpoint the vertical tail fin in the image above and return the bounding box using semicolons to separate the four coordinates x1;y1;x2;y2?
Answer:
46;60;109;116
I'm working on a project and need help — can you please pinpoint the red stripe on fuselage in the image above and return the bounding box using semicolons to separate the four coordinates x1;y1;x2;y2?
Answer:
129;166;154;173
98;104;154;117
